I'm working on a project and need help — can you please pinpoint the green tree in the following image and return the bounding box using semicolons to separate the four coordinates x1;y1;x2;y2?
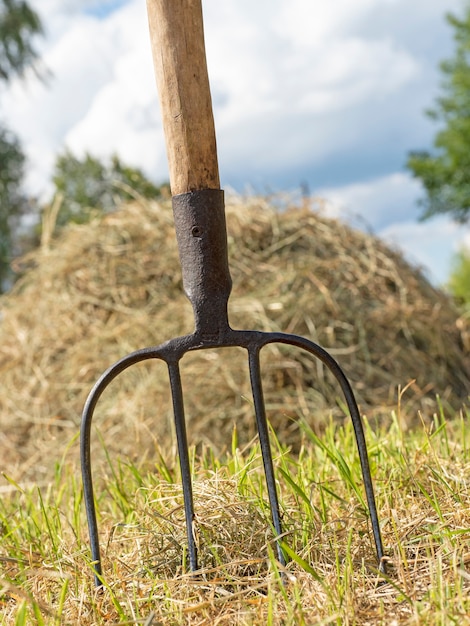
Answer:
0;0;42;81
0;127;25;259
407;6;470;222
0;0;42;288
448;249;470;307
51;151;167;227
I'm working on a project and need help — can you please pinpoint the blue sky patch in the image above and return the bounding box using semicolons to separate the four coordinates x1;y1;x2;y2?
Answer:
85;0;129;20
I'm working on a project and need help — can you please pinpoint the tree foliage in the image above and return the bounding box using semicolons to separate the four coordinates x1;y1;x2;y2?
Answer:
407;7;470;223
0;0;42;288
448;248;470;307
0;126;26;276
51;151;167;227
0;0;42;82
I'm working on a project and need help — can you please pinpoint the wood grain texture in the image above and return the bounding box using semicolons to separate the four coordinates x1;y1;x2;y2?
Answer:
146;0;220;195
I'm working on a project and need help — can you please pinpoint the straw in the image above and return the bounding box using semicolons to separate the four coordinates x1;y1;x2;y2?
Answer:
1;194;468;482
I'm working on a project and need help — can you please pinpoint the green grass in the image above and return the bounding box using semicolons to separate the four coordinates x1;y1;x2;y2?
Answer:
1;404;470;624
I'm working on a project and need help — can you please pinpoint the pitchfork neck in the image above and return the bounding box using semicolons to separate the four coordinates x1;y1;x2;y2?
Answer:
172;190;233;337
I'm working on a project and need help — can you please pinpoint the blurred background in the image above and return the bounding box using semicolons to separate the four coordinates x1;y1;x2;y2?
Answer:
0;0;469;288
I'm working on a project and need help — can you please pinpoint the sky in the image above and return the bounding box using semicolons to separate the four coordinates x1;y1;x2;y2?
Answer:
1;0;470;286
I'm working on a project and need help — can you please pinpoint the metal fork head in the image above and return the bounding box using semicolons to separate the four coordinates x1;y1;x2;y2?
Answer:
80;190;386;586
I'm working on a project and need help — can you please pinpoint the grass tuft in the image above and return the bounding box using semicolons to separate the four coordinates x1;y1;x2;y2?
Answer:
1;405;470;623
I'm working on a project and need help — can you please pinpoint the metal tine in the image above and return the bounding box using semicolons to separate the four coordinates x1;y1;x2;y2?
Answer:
248;346;286;568
259;333;386;575
167;361;198;572
81;347;163;587
81;350;199;586
81;331;386;586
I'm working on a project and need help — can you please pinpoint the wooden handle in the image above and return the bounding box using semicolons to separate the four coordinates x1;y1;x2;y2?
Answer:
146;0;220;196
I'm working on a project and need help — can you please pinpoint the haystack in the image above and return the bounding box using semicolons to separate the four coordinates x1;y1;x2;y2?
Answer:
0;195;468;482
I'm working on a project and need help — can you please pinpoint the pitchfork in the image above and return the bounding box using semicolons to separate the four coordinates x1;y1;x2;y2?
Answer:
81;0;386;586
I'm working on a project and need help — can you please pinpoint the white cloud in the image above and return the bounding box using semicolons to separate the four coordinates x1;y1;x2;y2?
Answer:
1;0;467;284
273;0;391;44
379;217;465;286
319;173;423;230
64;3;164;176
2;0;451;194
2;0;154;197
292;39;417;115
4;0;421;196
204;0;418;126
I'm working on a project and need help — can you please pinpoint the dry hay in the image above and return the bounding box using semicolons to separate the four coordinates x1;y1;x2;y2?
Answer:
0;195;468;481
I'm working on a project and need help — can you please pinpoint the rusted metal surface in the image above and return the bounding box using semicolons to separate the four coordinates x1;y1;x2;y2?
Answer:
80;189;386;587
